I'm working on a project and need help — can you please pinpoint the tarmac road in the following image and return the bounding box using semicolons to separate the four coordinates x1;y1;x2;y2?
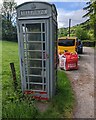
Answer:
65;47;94;118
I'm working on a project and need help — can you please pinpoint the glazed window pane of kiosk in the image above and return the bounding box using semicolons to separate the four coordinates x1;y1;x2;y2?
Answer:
16;2;57;100
26;23;41;32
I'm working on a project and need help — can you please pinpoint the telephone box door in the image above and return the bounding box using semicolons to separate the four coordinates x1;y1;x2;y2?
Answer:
19;20;49;99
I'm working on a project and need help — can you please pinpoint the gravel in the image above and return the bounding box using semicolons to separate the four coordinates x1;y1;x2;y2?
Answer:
65;47;94;118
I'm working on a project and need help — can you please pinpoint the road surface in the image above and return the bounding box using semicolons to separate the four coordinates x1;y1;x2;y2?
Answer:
65;47;94;118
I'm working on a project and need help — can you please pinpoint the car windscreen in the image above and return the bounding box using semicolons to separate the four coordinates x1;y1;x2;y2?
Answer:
58;39;75;46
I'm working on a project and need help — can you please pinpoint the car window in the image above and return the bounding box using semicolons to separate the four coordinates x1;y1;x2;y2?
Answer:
58;39;75;46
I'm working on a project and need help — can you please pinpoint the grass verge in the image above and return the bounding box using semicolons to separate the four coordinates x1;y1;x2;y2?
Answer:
37;70;75;118
2;41;75;118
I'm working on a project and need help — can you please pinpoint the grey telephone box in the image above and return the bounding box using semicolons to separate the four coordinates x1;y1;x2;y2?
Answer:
16;1;58;100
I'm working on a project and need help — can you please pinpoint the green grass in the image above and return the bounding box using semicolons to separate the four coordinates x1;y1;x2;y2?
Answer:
2;41;38;119
2;41;20;102
1;41;75;118
37;70;75;118
2;100;38;118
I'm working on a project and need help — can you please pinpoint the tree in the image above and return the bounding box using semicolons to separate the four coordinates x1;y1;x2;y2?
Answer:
2;0;17;41
2;16;17;41
83;1;96;39
2;0;17;23
58;28;68;38
76;26;88;40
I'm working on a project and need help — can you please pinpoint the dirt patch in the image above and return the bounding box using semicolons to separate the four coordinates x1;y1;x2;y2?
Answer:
35;101;50;112
65;47;94;118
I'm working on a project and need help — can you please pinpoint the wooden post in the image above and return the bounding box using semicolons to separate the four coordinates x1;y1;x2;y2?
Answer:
10;63;17;91
69;19;71;37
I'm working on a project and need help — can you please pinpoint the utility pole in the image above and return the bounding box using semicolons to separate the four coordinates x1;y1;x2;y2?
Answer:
69;19;71;37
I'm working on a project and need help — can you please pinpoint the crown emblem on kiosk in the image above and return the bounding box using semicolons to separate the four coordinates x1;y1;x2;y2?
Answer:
31;3;36;10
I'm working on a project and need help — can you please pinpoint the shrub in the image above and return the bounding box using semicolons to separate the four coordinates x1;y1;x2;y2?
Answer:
76;27;89;40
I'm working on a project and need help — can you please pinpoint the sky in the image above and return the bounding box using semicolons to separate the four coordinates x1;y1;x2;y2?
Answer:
1;0;89;28
53;2;89;28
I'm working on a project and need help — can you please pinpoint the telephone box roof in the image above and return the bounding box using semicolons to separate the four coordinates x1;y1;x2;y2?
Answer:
16;1;57;15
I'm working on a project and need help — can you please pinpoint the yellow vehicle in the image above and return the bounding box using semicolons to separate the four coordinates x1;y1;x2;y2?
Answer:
58;37;77;54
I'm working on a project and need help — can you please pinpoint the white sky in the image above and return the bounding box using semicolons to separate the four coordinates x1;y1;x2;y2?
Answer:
0;0;89;28
57;8;88;28
14;0;89;5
